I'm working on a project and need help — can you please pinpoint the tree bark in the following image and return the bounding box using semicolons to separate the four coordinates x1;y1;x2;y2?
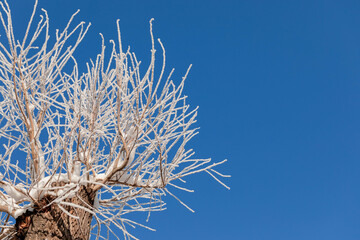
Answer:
13;185;96;240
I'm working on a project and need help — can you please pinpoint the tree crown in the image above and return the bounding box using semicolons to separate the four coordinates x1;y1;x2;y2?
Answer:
0;1;229;239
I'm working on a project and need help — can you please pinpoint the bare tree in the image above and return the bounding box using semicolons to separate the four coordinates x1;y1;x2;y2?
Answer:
0;1;229;239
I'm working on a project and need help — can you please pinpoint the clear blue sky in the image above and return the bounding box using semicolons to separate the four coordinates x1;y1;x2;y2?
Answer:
9;0;360;239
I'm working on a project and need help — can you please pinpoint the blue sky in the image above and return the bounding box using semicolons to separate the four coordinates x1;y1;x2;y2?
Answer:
8;0;360;239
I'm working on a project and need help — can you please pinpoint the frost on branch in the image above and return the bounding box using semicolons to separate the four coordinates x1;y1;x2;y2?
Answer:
0;0;229;239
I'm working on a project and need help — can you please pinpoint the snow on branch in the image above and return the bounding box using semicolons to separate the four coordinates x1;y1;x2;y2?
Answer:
0;0;229;239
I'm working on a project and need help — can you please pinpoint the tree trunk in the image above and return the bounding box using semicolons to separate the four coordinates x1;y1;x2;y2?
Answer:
13;185;96;240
